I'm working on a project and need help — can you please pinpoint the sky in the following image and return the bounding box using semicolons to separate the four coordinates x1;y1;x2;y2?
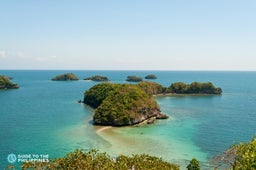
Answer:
0;0;256;70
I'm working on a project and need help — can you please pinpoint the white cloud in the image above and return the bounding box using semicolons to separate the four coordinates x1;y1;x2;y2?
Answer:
0;50;7;58
36;55;58;62
16;51;25;58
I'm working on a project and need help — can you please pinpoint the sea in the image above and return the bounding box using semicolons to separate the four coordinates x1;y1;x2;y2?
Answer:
0;70;256;169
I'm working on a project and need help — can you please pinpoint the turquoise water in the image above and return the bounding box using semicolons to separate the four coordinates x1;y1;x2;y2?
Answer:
0;71;256;169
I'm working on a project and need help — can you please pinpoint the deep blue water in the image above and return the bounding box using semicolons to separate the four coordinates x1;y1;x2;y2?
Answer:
0;70;256;169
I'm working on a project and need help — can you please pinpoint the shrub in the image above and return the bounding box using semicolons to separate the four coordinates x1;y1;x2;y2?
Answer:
187;158;200;170
18;149;179;170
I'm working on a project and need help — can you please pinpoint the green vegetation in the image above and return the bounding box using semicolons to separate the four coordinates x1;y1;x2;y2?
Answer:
83;83;117;108
187;158;200;170
211;138;256;169
233;138;256;169
51;73;79;81
94;84;161;126
137;81;166;95
168;82;222;94
84;75;109;82
15;149;179;170
83;81;222;126
9;138;256;170
145;74;157;79
0;75;19;89
83;83;168;126
126;76;143;82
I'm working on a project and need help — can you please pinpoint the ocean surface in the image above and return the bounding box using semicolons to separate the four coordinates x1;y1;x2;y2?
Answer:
0;70;256;169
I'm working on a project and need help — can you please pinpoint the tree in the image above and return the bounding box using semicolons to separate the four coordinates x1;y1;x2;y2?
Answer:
16;149;179;170
211;138;256;169
233;138;256;169
83;83;117;108
187;158;200;170
137;81;165;95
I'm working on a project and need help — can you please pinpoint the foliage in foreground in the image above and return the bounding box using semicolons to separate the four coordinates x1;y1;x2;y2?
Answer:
211;138;256;169
18;149;179;170
233;138;256;169
187;158;200;170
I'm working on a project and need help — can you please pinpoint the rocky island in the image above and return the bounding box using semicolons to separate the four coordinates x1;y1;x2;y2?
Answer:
84;75;109;82
168;82;222;94
126;76;143;82
83;81;221;127
145;74;157;79
52;73;79;81
83;83;168;126
0;75;19;89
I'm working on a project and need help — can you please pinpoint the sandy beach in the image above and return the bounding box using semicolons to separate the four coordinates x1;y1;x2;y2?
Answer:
96;126;113;133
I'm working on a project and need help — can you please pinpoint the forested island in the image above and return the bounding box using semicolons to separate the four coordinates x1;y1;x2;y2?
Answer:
0;75;19;89
84;75;109;82
83;83;168;126
126;76;143;82
83;81;221;126
145;74;157;79
169;82;222;94
51;73;79;81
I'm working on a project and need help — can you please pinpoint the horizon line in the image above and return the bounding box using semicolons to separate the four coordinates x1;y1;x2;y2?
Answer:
1;69;256;72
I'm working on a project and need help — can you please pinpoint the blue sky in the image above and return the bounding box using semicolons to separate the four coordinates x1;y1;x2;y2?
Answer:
0;0;256;70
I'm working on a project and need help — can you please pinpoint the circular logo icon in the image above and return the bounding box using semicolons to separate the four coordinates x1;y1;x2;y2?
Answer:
7;153;17;164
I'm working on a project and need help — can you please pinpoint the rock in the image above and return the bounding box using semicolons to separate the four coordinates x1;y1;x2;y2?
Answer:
156;113;169;119
147;117;156;124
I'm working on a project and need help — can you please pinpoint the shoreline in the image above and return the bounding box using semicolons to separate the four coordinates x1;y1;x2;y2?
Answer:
96;126;113;133
153;93;222;97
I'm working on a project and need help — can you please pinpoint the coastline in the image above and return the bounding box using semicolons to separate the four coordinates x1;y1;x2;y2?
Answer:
95;126;113;133
153;93;222;97
94;124;208;169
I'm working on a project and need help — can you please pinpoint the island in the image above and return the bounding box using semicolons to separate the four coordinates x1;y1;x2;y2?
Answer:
51;73;79;81
126;76;143;82
137;81;167;95
84;75;109;82
168;82;222;94
0;75;19;89
83;83;168;126
145;74;157;79
83;81;221;126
